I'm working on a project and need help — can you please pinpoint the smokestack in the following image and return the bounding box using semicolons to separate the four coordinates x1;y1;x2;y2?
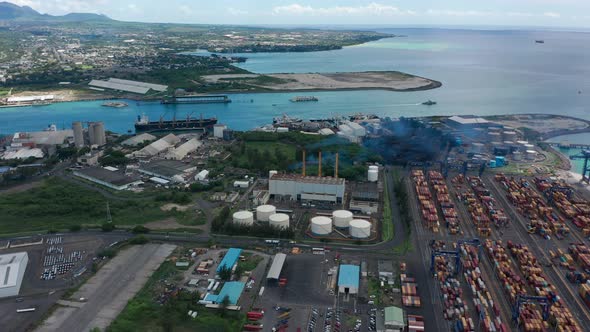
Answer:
318;151;322;177
335;152;339;178
302;150;306;177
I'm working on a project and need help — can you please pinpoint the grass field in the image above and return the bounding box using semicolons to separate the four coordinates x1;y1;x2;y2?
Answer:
0;178;193;234
382;178;393;242
108;260;245;332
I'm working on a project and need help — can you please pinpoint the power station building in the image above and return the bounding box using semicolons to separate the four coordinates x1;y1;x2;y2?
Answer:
269;174;345;203
0;252;28;298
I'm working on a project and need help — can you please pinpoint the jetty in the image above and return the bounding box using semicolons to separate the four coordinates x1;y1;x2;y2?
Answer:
161;95;231;104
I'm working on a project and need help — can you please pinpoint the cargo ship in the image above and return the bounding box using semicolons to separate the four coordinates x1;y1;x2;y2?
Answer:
134;113;217;133
290;96;318;102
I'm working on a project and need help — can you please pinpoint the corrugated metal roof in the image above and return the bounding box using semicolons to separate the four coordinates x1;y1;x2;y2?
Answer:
206;281;245;305
270;174;345;185
89;80;150;94
217;248;242;273
267;253;286;280
0;252;27;289
384;306;405;325
108;78;168;92
338;264;360;288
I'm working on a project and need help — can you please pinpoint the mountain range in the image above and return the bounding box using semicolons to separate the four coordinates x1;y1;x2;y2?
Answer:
0;2;111;21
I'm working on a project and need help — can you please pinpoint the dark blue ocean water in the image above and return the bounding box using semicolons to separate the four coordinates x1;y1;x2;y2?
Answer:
2;28;590;135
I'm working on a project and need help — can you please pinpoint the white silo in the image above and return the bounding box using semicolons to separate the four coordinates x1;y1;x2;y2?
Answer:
269;170;278;179
526;150;537;160
349;219;372;239
256;205;276;222
233;211;254;226
311;216;332;235
72;122;85;148
368;169;378;182
333;210;353;228
269;213;290;229
94;122;106;146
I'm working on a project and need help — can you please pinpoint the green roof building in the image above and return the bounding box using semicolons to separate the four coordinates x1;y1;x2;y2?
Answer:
384;306;405;331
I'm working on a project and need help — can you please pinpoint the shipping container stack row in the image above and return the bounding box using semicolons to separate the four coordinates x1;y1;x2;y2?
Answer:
507;241;582;332
433;254;475;332
401;273;422;308
467;176;509;229
579;283;590;310
459;243;507;332
495;175;569;239
408;315;426;332
429;170;461;235
561;244;590;284
453;175;492;237
535;177;590;237
483;240;546;332
411;170;440;232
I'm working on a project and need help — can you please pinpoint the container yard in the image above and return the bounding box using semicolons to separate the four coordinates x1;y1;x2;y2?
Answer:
406;165;590;332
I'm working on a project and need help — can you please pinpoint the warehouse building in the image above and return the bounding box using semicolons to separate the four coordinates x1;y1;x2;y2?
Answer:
269;174;345;203
74;167;142;191
216;248;242;274
164;138;202;160
378;260;395;285
0;252;28;298
446;115;490;129
89;78;168;94
204;281;245;305
132;134;180;158
266;253;287;285
383;306;406;332
338;264;360;295
121;133;156;147
138;160;197;183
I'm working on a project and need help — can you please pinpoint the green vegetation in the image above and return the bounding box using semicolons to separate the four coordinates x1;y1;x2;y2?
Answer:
0;178;192;234
237;254;263;274
99;150;130;167
229;132;380;180
382;177;394;242
98;248;117;258
109;261;245;332
367;277;384;306
174;209;207;226
129;235;150;245
392;169;412;236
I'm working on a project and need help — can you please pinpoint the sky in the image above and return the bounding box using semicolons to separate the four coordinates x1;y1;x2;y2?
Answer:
7;0;590;28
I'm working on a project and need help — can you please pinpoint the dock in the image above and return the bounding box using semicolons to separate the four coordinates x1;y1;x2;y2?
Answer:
161;95;231;104
547;142;590;149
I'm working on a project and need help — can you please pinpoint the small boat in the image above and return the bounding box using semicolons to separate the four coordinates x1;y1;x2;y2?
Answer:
422;100;437;106
535;40;545;44
102;102;128;108
290;96;319;102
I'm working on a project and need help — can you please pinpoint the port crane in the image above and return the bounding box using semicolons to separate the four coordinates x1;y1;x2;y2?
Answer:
430;238;481;276
570;149;590;183
512;295;554;323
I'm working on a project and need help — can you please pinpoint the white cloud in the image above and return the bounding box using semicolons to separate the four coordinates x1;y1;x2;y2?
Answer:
426;9;493;17
543;12;561;18
227;7;248;16
272;3;415;16
179;5;193;15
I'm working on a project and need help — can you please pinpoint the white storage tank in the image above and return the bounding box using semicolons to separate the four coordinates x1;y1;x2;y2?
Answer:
311;216;332;235
256;205;276;222
516;140;529;145
526;150;537;160
269;170;278;179
333;210;354;228
524;144;535;150
349;219;372;239
368;169;378;182
369;165;379;171
233;211;254;226
503;131;517;141
269;213;290;229
513;151;523;161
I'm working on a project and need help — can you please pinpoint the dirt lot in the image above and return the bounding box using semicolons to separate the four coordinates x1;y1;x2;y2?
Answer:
203;71;440;92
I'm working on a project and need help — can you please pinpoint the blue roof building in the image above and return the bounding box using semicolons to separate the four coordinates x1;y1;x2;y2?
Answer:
338;264;360;295
216;248;242;273
204;281;245;305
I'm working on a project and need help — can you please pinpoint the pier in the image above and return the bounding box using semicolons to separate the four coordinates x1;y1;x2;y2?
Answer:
547;142;590;149
161;95;231;104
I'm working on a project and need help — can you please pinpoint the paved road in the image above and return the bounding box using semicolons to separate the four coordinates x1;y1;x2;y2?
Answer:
36;243;176;332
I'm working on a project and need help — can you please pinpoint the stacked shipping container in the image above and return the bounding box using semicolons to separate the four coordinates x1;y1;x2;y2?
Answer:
496;175;569;238
507;241;581;332
535;178;590;236
459;243;507;332
467;177;509;228
433;254;475;331
429;170;461;234
411;170;439;232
